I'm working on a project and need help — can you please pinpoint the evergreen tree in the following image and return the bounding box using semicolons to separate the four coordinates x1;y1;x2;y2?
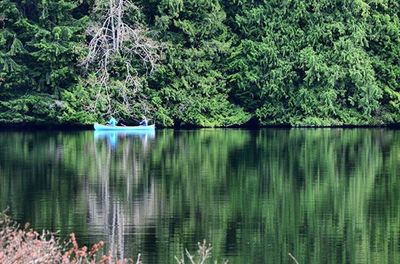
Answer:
0;0;399;126
0;0;87;122
226;0;399;125
147;0;250;127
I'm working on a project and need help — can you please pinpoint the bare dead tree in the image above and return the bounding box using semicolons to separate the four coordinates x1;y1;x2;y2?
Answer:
81;0;161;115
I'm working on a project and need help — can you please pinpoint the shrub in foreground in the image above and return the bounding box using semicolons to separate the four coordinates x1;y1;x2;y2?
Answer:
0;212;225;264
0;212;138;263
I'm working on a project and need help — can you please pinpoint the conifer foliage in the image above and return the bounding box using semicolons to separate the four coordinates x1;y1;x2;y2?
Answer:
0;0;399;126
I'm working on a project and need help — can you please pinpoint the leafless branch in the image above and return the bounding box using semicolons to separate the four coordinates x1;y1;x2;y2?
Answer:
174;240;227;264
80;0;161;114
288;252;300;264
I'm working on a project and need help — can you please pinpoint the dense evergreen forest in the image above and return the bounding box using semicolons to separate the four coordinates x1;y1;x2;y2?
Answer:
1;0;399;127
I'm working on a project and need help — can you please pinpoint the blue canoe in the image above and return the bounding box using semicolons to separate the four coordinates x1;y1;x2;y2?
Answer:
94;123;155;131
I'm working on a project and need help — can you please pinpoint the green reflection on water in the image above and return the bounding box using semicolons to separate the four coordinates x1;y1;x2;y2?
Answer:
0;129;399;264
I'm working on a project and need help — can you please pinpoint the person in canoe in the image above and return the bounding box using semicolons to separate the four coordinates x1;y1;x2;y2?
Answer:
107;117;118;127
118;118;126;126
140;116;148;126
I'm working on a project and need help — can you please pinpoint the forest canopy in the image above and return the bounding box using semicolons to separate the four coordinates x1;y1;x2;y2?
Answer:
0;0;399;127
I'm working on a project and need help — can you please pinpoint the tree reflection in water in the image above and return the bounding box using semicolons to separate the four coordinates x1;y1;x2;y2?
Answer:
90;130;158;260
0;129;399;263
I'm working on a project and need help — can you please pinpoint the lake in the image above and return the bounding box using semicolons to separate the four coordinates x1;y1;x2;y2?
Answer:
0;128;399;263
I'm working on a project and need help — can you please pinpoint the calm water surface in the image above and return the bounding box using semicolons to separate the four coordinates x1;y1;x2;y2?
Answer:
0;129;399;263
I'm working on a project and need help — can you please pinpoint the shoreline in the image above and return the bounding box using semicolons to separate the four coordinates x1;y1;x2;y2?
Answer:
0;122;399;131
